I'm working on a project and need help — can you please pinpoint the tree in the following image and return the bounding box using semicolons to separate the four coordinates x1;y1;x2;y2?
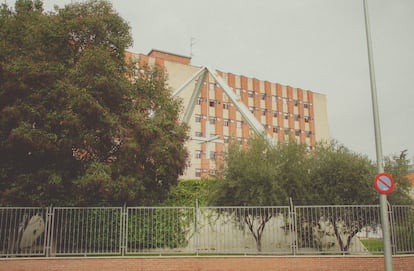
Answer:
304;141;379;253
0;0;188;206
208;134;310;252
384;150;413;205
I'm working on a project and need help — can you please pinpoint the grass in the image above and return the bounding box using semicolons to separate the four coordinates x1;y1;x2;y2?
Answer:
360;239;384;254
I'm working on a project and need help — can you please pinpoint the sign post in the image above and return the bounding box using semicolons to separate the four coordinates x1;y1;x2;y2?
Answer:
363;1;393;270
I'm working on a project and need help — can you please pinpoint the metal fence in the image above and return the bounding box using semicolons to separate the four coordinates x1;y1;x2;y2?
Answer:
1;204;413;257
51;207;123;256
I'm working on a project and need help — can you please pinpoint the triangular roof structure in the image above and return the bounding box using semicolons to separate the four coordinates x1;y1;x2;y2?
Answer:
173;66;272;143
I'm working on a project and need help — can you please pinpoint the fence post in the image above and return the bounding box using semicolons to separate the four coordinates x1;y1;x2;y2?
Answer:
388;202;396;255
45;206;54;257
121;204;127;256
195;199;199;255
289;198;297;255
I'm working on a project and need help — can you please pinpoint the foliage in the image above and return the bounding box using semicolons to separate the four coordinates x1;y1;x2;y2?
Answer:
308;141;378;205
210;135;289;206
384;150;413;205
208;136;412;253
53;208;122;254
164;179;217;207
127;208;193;250
0;0;188;206
208;134;307;251
392;206;414;253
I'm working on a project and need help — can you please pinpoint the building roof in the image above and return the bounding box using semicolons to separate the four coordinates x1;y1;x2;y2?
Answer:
408;172;414;187
147;49;191;65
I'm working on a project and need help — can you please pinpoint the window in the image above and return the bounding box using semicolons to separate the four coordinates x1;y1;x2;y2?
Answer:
304;102;311;109
209;82;215;91
224;135;229;143
273;111;278;118
195;114;202;122
260;93;266;100
224;119;229;127
273;126;278;133
304;116;310;123
294;114;300;121
294;100;299;106
284;113;289;120
261;109;267;116
195;150;203;159
195;131;203;137
209;117;216;124
248;90;254;97
236;120;243;128
209;99;215;107
197;97;206;105
223;102;229;109
249;106;254;113
295;129;301;136
195;168;201;177
306;131;313;137
209;169;216;176
210;151;216;160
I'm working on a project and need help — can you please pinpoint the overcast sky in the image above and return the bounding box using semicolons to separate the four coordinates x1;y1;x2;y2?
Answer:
12;0;414;162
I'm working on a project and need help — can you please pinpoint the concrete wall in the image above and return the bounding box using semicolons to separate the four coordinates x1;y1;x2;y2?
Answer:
312;92;330;142
1;256;413;271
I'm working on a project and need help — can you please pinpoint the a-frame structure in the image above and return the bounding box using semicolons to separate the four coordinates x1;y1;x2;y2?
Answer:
173;66;273;143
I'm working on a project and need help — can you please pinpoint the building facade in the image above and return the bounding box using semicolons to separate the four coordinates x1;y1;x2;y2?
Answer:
126;50;329;179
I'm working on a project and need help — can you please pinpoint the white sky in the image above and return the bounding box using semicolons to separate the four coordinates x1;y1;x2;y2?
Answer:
9;0;414;162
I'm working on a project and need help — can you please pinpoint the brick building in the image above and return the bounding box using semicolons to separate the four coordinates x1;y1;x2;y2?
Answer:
126;50;329;179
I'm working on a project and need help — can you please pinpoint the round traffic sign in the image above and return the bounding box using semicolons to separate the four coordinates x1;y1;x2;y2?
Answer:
373;173;394;195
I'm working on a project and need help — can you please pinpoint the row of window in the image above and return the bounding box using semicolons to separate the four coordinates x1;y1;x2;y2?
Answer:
195;168;217;177
199;97;312;109
195;114;312;124
194;129;313;143
195;150;220;159
207;82;310;103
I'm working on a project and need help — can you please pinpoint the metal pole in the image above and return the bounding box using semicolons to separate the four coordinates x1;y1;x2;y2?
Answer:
363;1;393;270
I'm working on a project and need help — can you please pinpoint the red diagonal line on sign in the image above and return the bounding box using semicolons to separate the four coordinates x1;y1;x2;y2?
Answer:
378;176;391;190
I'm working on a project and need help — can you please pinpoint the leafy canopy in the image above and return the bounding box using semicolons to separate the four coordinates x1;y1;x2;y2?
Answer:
0;0;188;206
209;135;412;206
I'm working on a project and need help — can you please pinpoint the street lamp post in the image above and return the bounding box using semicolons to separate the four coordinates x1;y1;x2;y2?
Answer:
363;1;393;270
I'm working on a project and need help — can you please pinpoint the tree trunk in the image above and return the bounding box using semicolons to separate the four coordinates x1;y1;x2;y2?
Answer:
332;219;346;254
256;238;262;252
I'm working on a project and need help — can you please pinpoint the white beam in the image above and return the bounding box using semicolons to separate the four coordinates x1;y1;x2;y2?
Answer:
172;67;207;97
207;67;273;142
181;68;208;124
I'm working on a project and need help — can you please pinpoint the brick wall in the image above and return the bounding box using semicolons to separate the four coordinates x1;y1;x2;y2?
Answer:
1;256;413;271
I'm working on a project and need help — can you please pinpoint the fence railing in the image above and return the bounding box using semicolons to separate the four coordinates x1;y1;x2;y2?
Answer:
1;204;413;257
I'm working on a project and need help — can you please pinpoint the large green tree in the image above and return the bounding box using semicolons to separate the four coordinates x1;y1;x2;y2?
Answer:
208;134;311;251
0;0;188;206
